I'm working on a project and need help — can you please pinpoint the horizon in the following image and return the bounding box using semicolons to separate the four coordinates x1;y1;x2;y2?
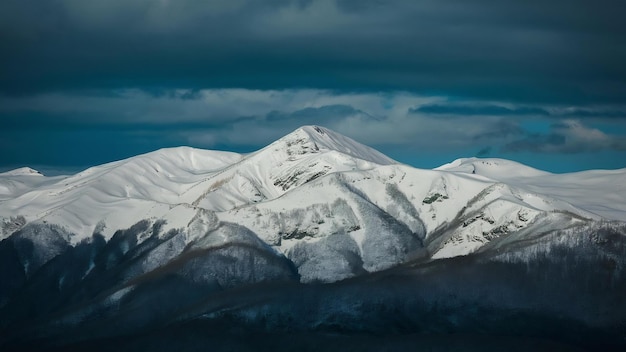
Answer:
2;1;625;174
1;124;624;177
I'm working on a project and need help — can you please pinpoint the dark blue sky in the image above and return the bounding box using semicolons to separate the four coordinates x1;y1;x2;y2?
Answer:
1;0;625;174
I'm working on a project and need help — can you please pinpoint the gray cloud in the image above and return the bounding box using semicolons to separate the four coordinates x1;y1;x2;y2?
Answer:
411;103;626;120
1;87;625;171
1;0;625;104
505;120;626;153
0;89;389;128
4;88;623;153
561;108;626;119
186;103;378;147
411;104;550;116
265;104;376;122
0;89;539;164
476;147;492;157
472;120;524;140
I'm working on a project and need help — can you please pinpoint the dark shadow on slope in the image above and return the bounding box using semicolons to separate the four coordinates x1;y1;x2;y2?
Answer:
1;222;625;351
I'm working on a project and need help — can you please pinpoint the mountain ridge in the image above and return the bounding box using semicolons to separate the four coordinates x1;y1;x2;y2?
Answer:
1;125;625;350
1;126;623;243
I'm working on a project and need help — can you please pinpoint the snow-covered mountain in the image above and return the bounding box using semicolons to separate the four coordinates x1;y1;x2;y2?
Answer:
437;157;626;220
1;126;625;351
0;126;623;279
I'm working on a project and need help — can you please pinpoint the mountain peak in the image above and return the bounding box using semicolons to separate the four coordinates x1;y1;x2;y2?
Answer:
271;125;396;166
435;157;550;178
0;167;44;177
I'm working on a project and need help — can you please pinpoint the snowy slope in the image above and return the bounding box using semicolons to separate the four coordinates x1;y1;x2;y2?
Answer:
438;157;626;221
2;127;625;351
0;148;243;240
435;157;551;178
0;126;624;283
0;126;395;241
0;167;45;177
178;125;396;211
219;162;596;268
0;168;64;201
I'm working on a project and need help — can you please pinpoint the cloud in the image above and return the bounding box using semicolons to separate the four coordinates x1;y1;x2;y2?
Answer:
560;107;626;119
0;88;536;165
411;102;626;120
476;146;492;157
411;104;550;116
505;120;626;153
472;120;524;140
2;87;625;171
183;103;378;147
6;88;623;153
0;89;338;128
265;104;374;123
1;0;625;103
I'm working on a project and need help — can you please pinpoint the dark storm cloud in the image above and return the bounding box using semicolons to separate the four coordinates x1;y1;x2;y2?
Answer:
2;0;626;103
0;89;378;132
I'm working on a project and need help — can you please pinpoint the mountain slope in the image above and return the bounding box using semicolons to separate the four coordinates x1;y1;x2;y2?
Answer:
1;147;243;240
179;125;396;211
439;157;626;220
0;168;63;202
0;126;395;241
1;126;625;351
0;126;618;271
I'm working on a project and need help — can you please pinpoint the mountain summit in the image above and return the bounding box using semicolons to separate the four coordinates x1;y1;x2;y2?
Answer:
1;126;625;351
268;125;397;165
0;167;44;177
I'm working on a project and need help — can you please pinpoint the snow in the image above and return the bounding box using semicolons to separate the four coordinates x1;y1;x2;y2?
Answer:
0;167;45;177
1;126;396;242
0;126;624;282
437;157;625;221
0;169;64;201
180;125;396;212
436;157;551;178
294;125;397;165
0;147;242;241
